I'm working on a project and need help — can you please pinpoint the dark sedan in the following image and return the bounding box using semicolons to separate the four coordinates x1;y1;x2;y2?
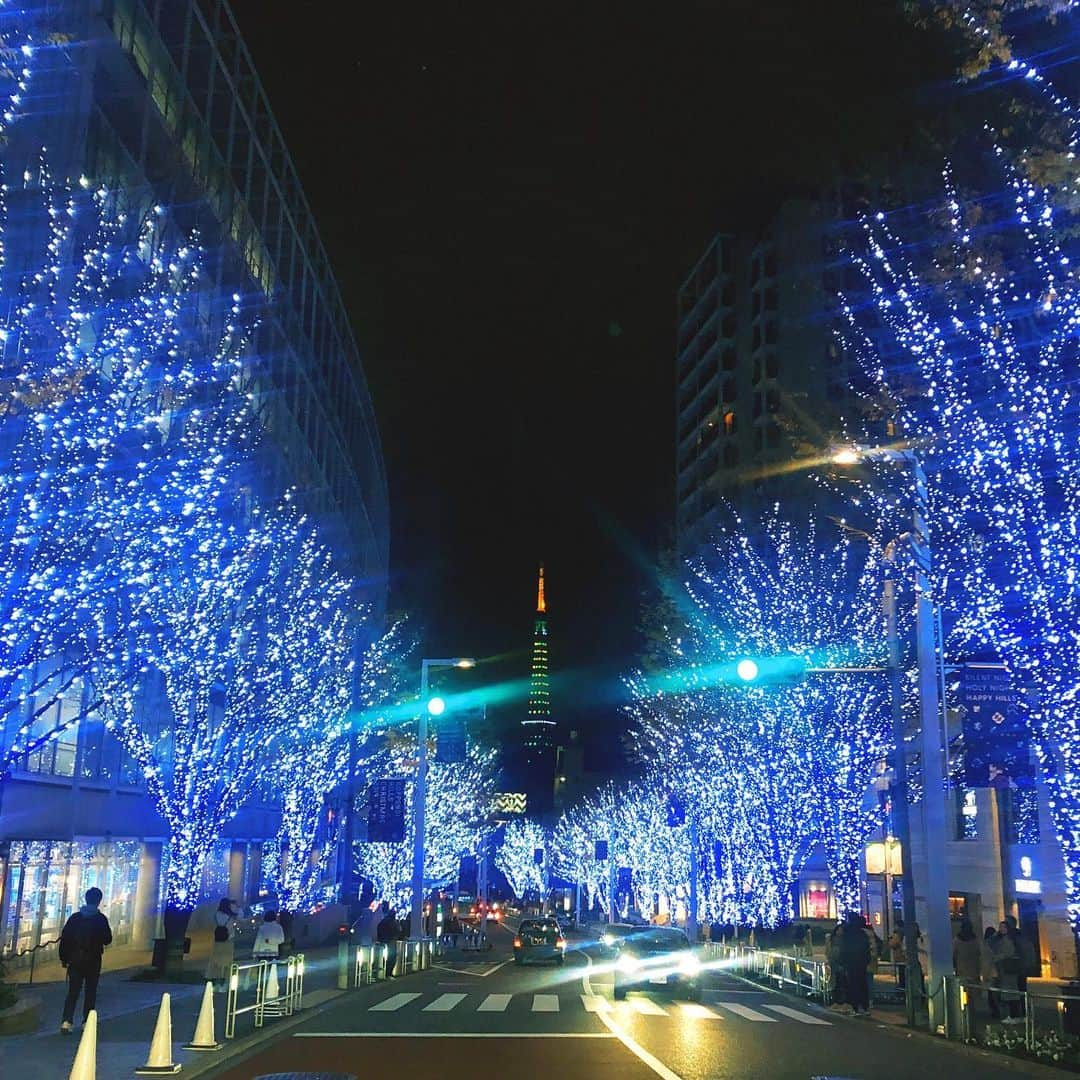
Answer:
612;926;701;1001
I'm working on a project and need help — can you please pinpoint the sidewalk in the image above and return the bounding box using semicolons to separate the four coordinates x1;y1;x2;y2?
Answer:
4;944;345;1080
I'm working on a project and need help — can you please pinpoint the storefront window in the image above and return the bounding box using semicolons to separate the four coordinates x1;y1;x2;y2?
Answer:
1;840;142;959
799;882;834;921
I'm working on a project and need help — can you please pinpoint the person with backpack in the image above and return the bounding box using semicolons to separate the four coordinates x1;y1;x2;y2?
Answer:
58;887;113;1033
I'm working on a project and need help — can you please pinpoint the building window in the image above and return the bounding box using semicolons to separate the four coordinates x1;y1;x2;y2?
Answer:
723;411;736;436
22;677;85;778
799;881;835;921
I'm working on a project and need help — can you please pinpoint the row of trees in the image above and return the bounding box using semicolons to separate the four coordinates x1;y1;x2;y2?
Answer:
504;4;1080;942
0;145;408;936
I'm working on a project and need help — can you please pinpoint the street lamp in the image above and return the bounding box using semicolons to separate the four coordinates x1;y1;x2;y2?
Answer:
736;658;760;682
833;444;951;1029
412;657;475;940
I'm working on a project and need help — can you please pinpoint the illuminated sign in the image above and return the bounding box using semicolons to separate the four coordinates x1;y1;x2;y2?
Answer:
1015;878;1042;895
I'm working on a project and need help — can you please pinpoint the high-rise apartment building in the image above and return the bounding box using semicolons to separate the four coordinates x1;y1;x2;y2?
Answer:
675;200;854;553
0;0;388;961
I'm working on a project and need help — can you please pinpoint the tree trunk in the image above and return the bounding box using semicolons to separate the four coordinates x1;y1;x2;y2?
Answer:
162;905;192;980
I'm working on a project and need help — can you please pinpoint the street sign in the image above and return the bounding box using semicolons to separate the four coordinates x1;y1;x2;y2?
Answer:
367;778;406;843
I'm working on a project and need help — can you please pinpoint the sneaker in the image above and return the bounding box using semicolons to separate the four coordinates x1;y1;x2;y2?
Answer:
60;1021;73;1034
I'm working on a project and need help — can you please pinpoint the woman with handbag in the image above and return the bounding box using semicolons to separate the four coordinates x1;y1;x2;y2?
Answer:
206;897;237;987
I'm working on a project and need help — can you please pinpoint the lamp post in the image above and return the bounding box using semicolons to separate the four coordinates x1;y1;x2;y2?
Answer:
835;445;952;1029
412;657;475;940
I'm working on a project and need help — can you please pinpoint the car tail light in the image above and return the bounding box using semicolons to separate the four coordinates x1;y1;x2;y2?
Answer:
513;938;522;948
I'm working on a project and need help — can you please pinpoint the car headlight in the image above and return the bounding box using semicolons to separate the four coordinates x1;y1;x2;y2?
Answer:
678;953;701;976
617;953;641;974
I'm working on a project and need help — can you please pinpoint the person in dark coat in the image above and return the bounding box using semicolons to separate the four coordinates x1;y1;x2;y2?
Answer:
58;887;113;1032
376;903;399;974
840;912;872;1015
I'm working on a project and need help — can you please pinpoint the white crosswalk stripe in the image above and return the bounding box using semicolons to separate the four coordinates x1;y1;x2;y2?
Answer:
363;990;829;1024
628;998;669;1016
679;1003;723;1019
423;993;466;1012
369;992;421;1012
716;1002;776;1022
764;1004;831;1025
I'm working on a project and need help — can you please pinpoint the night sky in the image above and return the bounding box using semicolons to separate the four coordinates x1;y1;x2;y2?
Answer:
229;1;953;769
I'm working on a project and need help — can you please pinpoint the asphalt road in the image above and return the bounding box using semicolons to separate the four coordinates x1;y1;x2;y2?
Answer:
209;923;1065;1080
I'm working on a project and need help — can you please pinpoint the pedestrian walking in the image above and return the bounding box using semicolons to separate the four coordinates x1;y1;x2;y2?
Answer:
993;919;1023;1022
827;921;848;1012
888;920;906;989
953;918;981;1000
376;903;399;974
206;897;238;987
983;925;1001;1020
59;887;113;1033
863;920;881;1009
351;902;378;946
1006;914;1037;1003
841;912;872;1016
253;910;285;962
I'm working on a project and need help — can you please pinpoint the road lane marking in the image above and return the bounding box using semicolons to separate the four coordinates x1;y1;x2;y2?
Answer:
531;994;560;1012
628;998;668;1016
477;993;513;1012
764;1004;831;1025
369;993;422;1011
678;1003;722;1020
294;1032;616;1038
581;994;612;1012
423;993;467;1011
433;958;514;978
595;1009;684;1080
716;1002;776;1022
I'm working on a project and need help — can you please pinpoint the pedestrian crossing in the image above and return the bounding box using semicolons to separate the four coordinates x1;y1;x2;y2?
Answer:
360;991;831;1024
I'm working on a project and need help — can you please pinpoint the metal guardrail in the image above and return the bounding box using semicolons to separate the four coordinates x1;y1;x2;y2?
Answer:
224;953;305;1039
953;977;1080;1052
703;943;832;1005
352;939;433;987
1;937;59;984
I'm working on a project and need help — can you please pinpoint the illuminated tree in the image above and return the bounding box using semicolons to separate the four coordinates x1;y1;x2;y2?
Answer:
495;818;549;902
0;164;231;777
844;122;1080;941
355;741;497;909
626;512;892;921
267;621;411;913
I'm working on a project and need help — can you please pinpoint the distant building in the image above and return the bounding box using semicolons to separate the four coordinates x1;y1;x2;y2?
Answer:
675;200;855;554
521;565;555;813
0;0;387;963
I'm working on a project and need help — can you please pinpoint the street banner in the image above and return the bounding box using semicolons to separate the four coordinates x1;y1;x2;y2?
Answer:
959;665;1032;789
367;778;407;843
436;716;467;763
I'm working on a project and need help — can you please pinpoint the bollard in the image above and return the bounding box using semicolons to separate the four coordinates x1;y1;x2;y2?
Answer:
135;992;181;1074
68;1009;97;1080
183;981;222;1051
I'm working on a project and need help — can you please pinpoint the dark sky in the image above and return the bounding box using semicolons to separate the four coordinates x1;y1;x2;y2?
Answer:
228;1;952;766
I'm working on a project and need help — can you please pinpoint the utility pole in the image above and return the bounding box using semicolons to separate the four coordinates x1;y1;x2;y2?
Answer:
687;813;699;944
909;455;953;1031
883;539;922;1027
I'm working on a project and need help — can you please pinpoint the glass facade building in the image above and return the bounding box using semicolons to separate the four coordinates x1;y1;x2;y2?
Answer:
0;0;388;963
